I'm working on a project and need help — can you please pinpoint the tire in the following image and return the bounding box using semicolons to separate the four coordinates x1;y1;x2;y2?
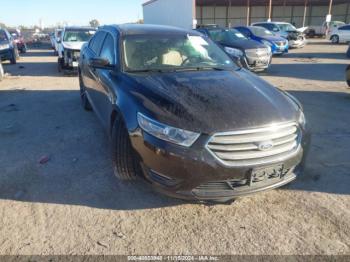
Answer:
58;57;63;72
79;72;92;111
0;63;4;81
20;45;27;54
10;50;17;64
111;116;141;181
331;35;339;44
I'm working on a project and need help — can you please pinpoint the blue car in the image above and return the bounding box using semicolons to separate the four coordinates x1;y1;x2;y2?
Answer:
235;26;289;55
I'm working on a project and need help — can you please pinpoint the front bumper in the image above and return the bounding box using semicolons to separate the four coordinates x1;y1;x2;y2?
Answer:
131;128;310;203
0;49;12;61
289;38;306;48
62;49;80;70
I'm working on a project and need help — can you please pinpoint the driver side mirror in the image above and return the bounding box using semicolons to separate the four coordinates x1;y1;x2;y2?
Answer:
89;57;114;69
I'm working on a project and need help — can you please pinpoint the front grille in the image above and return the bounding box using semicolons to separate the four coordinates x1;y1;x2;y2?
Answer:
245;48;270;58
276;41;286;46
206;122;301;166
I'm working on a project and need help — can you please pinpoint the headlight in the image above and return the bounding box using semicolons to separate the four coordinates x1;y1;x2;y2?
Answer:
261;40;272;53
224;47;243;57
298;110;306;129
137;113;200;147
0;44;10;50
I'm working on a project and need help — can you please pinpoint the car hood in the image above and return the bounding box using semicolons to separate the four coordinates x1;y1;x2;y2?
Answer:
62;41;85;50
128;69;299;134
223;39;266;50
262;36;287;42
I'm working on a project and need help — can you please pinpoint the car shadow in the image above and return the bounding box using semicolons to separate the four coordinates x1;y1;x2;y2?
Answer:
268;63;348;81
0;89;349;210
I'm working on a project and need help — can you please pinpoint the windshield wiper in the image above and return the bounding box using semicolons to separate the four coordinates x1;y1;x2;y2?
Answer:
126;68;166;73
175;66;227;72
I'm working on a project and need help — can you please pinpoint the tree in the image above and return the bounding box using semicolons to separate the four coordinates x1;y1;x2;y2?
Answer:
89;19;100;28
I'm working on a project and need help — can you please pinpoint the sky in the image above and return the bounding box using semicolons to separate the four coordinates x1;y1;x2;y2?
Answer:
0;0;145;27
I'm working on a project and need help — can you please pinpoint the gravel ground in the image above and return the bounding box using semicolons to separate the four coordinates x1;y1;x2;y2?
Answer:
0;40;349;255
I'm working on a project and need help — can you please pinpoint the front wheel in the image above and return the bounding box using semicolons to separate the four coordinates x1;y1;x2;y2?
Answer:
111;116;141;181
10;50;17;64
331;35;339;44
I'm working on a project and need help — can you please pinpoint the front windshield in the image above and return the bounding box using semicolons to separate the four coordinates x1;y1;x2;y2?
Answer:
0;30;8;42
277;23;296;32
123;34;236;72
63;30;96;42
250;26;273;37
208;29;247;42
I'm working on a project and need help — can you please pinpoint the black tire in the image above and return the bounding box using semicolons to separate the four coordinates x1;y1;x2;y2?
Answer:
331;35;339;44
58;57;63;72
111;116;141;180
10;50;17;64
20;45;27;54
79;72;92;111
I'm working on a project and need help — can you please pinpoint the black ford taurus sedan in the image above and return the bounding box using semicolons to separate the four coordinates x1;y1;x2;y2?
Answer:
78;24;309;203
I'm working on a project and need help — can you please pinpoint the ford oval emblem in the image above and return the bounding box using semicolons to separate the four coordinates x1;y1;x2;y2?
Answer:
257;141;274;151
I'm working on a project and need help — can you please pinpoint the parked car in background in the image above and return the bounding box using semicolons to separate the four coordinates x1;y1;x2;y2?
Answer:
196;26;272;72
0;61;4;81
0;28;19;64
57;26;96;73
306;21;345;38
252;21;306;48
8;29;27;53
53;29;62;55
329;24;350;44
78;24;309;203
235;26;288;55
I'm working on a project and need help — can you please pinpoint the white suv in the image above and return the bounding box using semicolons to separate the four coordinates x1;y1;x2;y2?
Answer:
57;26;96;72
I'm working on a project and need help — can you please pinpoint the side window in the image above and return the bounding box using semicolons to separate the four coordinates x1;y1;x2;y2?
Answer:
99;34;116;64
339;25;350;30
90;31;106;55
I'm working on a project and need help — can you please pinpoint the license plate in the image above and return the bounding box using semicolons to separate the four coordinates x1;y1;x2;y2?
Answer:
250;165;287;185
72;61;79;67
257;58;269;65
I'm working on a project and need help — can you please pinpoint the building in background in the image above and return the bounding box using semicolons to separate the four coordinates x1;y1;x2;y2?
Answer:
143;0;350;29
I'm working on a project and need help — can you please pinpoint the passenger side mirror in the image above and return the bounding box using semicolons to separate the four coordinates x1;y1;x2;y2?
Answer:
89;57;114;69
346;65;350;87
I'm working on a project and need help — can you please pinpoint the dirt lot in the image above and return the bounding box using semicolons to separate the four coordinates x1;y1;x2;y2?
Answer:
0;40;349;255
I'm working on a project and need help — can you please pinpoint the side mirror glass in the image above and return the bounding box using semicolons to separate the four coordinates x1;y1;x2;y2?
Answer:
89;57;114;69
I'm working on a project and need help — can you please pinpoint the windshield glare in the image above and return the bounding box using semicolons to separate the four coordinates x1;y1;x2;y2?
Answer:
251;27;273;37
123;34;236;72
277;23;296;32
208;29;247;42
63;30;96;42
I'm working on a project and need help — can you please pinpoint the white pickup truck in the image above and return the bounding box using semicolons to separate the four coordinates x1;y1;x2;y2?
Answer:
306;21;345;37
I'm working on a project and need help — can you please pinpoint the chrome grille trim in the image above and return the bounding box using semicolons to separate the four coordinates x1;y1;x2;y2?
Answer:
206;122;301;167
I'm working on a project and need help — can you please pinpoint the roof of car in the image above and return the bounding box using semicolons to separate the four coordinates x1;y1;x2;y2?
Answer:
101;24;201;36
64;26;96;31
